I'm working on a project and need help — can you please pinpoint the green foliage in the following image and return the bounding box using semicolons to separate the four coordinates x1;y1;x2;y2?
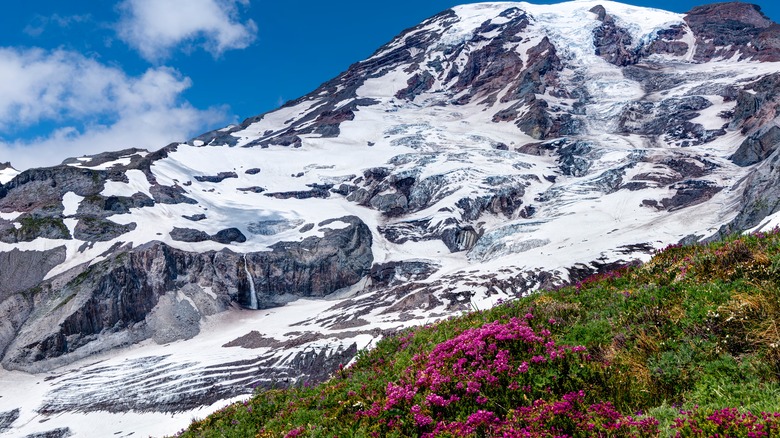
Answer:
18;215;70;239
174;229;780;437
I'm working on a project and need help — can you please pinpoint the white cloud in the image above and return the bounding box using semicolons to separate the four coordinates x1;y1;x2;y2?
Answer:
0;47;229;170
116;0;257;61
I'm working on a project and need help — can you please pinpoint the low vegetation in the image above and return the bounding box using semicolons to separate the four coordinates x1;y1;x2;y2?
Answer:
175;229;780;437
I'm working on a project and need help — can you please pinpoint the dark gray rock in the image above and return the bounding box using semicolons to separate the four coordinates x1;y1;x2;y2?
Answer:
145;292;201;344
730;73;780;134
212;228;246;244
265;184;332;199
300;223;314;233
369;192;408;215
242;216;373;308
75;193;154;218
617;95;724;146
396;71;435;100
0;215;71;243
370;261;438;288
237;186;266;193
23;428;72;438
74;218;136;242
60;148;146;169
591;5;637;66
0;167;117;242
170;227;210;243
640;24;689;58
441;225;480;252
684;2;780;62
194;172;238;183
731;125;780;166
149;184;197;205
557;140;592;177
0;408;19;433
182;213;207;222
0;247;66;302
244;168;262;175
721;151;780;233
644;180;723;211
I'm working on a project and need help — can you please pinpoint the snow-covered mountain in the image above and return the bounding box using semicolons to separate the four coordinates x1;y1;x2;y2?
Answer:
3;1;780;436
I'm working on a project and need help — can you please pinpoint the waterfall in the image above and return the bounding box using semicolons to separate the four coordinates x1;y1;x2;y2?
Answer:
243;253;258;309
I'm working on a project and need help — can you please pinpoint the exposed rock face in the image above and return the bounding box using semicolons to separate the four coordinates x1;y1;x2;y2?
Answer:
0;247;66;300
22;427;72;438
73;218;137;242
213;228;247;244
170;227;211;242
243;217;373;308
0;408;19;433
1;216;372;371
590;5;637;66
76;194;154;217
685;2;780;62
194;172;238;183
731;125;780;166
149;184;197;205
0;216;71;243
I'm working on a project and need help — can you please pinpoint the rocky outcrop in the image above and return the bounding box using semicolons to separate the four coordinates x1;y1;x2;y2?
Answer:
590;5;637;66
170;227;210;242
640;24;690;58
73;218;136;242
194;172;238;183
265;184;332;200
212;228;246;244
0;166;107;217
721;149;780;234
76;193;154;217
0;247;66;301
243;216;373;308
60;148;146;169
731;125;780;166
396;71;435;100
0;408;19;433
149;184;197;205
617;95;725;146
685;2;780;62
0;216;372;371
182;213;207;222
0;215;71;243
557;140;592;177
642;180;723;212
369;261;439;288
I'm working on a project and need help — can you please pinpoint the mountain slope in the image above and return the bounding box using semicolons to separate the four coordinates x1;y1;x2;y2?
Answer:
175;229;780;437
3;1;780;436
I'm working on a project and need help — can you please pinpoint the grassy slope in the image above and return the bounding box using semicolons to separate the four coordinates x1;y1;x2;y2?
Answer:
175;230;780;437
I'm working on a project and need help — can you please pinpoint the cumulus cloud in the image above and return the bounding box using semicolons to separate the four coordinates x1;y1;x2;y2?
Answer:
0;47;229;170
116;0;257;61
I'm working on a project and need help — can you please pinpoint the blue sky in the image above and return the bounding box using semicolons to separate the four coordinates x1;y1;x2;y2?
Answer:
1;0;778;170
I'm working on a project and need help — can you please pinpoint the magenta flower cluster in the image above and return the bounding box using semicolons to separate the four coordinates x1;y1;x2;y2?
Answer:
672;407;780;437
356;315;659;436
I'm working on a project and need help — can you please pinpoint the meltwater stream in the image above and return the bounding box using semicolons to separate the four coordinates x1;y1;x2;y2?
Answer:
243;254;258;309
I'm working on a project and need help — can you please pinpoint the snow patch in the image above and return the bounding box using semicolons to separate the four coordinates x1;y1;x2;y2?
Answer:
62;192;83;217
102;169;152;198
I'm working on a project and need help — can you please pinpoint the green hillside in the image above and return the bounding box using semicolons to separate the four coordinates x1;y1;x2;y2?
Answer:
175;229;780;437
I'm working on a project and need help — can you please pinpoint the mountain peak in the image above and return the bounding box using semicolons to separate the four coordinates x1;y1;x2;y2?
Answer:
0;161;18;184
